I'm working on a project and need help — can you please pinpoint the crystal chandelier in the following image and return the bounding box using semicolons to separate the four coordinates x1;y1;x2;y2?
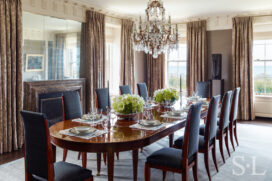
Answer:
132;0;179;59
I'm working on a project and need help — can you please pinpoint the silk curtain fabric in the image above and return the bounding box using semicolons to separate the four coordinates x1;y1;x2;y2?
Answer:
147;54;165;97
80;10;105;111
232;17;255;120
0;0;23;154
120;19;135;93
186;20;207;96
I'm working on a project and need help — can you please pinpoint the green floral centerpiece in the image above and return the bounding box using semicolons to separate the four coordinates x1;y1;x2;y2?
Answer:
112;94;144;119
153;88;179;108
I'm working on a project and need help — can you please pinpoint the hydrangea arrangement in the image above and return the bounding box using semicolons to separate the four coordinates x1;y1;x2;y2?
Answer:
153;88;179;103
112;94;144;114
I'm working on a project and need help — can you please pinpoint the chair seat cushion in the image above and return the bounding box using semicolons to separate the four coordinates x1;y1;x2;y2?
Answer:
174;135;208;150
54;161;92;181
32;162;92;181
147;148;184;169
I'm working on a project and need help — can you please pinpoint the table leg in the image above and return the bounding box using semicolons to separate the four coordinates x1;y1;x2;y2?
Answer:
107;151;114;181
169;134;174;147
51;144;56;163
133;149;138;181
97;153;101;176
82;152;87;168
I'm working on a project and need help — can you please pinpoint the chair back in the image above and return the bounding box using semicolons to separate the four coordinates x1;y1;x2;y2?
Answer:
137;83;148;101
120;85;132;95
182;102;202;160
196;81;211;98
41;97;64;127
230;87;240;123
96;88;111;111
219;91;232;131
20;110;54;180
204;95;221;141
63;91;82;120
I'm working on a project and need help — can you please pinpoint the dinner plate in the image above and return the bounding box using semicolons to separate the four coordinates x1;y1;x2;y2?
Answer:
82;114;102;120
139;120;162;127
69;126;96;135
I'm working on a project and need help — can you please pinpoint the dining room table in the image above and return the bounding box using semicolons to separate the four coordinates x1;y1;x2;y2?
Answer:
49;97;209;181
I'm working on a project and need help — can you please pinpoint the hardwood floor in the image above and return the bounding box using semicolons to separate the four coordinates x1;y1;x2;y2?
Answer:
0;117;271;166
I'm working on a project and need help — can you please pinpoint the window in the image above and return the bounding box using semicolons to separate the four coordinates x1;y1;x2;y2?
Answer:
23;12;81;81
105;21;121;96
167;44;187;91
253;40;272;95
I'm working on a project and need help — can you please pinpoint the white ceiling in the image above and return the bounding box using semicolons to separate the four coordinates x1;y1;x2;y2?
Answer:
77;0;272;21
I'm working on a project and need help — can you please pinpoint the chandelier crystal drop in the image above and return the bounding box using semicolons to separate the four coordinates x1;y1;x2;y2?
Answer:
132;0;179;59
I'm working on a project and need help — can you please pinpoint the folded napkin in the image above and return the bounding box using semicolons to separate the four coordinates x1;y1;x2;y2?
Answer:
130;122;165;131
59;128;107;140
161;113;187;120
72;115;107;125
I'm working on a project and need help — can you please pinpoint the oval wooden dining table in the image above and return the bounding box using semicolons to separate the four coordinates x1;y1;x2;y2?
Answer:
50;103;208;181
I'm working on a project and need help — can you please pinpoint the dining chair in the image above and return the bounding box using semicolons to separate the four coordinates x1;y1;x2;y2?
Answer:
229;87;241;151
137;83;148;101
119;85;132;95
20;110;93;181
62;91;83;162
95;88;111;112
174;95;220;181
145;102;202;181
196;81;211;98
200;91;232;163
40;97;65;127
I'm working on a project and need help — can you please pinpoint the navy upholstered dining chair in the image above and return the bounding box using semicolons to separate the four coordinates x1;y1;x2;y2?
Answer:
229;87;241;150
196;81;211;98
174;95;221;181
145;102;202;181
63;91;83;120
20;110;93;181
40;97;64;127
137;83;148;101
95;88;111;112
119;85;132;95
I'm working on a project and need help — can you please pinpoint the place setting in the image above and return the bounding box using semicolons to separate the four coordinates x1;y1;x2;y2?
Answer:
72;108;107;125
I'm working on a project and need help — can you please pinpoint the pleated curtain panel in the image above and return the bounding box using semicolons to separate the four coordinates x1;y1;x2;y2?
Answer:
120;19;135;93
80;10;105;111
232;17;255;120
0;0;24;154
147;54;165;97
186;20;207;96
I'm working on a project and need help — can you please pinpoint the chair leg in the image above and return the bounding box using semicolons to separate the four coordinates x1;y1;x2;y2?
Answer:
144;163;150;181
219;137;225;163
182;169;188;181
78;152;81;160
103;153;107;165
193;160;198;181
204;152;211;181
224;130;231;157
63;149;68;162
212;144;219;172
116;152;119;160
234;120;239;146
82;152;87;168
163;171;166;181
229;125;235;151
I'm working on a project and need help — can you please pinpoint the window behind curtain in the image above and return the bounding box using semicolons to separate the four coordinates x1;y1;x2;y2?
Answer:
22;12;81;81
253;40;272;95
166;44;187;91
105;20;121;96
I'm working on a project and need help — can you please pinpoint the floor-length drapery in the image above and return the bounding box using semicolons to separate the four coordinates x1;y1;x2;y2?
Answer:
120;19;135;93
186;20;207;96
232;17;255;120
147;54;165;97
80;10;105;111
0;0;23;154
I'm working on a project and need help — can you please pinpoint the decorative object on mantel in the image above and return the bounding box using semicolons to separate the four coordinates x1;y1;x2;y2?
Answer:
112;94;144;120
132;0;179;58
153;88;179;108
